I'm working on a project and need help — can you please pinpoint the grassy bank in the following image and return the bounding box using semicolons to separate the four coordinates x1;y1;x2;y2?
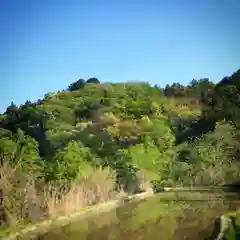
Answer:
0;160;152;238
0;163;116;237
1;190;154;240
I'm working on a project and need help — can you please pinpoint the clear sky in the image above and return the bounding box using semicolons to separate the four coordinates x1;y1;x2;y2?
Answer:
0;0;239;112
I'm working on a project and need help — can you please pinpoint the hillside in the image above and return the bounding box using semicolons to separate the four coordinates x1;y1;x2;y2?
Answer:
0;72;240;229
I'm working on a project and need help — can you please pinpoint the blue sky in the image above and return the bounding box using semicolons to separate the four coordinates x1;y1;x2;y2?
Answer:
0;0;239;112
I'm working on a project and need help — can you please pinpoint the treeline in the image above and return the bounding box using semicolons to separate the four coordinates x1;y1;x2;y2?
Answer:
0;70;240;229
163;77;214;100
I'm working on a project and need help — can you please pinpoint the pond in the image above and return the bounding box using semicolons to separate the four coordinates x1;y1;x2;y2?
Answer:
36;191;240;240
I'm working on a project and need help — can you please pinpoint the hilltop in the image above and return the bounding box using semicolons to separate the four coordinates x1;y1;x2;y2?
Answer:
0;71;240;229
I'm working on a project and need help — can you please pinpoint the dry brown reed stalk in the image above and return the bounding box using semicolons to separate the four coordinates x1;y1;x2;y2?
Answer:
136;170;154;192
44;168;117;218
0;159;154;229
0;160;118;229
0;161;30;227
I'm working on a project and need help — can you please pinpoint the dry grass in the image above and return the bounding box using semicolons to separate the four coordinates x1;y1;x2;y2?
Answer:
0;161;32;227
0;163;117;229
136;170;154;192
45;169;116;218
0;157;151;230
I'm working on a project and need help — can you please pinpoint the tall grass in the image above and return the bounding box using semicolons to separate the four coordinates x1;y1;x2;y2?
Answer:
45;169;117;218
0;162;117;229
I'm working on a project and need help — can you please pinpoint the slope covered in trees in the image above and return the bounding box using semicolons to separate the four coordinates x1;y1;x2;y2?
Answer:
0;72;240;229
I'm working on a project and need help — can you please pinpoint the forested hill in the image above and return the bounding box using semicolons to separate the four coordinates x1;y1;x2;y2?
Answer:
0;71;240;191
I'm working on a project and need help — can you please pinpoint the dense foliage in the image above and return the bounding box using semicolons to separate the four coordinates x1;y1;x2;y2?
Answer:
1;71;240;195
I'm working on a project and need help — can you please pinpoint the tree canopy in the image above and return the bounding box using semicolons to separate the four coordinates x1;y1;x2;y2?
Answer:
1;70;240;193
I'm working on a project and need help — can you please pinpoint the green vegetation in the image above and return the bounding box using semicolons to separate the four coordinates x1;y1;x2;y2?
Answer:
221;211;240;240
0;71;240;230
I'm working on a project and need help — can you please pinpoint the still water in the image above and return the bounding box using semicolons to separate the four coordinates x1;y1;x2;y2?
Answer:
37;191;240;240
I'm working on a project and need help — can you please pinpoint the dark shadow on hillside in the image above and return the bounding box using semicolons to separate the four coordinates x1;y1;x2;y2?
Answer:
175;118;216;145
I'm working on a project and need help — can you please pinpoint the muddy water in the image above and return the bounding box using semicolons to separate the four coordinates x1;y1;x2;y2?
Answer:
36;192;240;240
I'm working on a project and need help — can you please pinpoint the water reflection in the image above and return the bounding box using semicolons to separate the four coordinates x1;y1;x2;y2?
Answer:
37;191;240;240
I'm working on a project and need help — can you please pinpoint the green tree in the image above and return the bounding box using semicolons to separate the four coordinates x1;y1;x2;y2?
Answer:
86;77;100;84
68;78;85;91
